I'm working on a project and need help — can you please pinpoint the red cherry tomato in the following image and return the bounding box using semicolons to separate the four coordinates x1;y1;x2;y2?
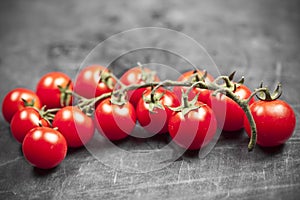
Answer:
2;88;42;123
36;72;73;109
74;65;115;99
208;84;255;131
22;127;67;169
173;70;214;104
52;106;95;148
244;99;296;147
168;104;217;150
120;67;160;107
10;107;50;143
94;98;136;141
136;88;180;134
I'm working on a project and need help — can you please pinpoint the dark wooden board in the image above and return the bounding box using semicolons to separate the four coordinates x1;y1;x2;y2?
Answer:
1;0;300;199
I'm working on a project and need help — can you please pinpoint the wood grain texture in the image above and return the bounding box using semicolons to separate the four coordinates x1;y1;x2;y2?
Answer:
0;0;300;199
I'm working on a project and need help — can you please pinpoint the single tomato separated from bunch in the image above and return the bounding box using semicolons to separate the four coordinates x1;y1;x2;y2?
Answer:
10;107;50;143
208;84;255;131
52;106;95;148
94;98;136;141
74;65;116;99
120;66;160;107
2;88;42;123
36;72;73;109
22;127;67;169
136;88;180;134
244;99;296;147
173;70;214;104
168;103;217;150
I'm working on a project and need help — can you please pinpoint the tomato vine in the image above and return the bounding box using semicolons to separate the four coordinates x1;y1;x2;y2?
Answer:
64;68;284;151
3;64;296;169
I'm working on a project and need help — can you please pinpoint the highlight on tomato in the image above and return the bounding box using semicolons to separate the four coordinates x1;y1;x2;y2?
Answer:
22;127;67;169
136;87;180;135
94;98;136;141
74;65;116;99
244;99;296;147
2;88;42;123
52;106;95;148
208;84;255;131
173;70;214;104
120;66;160;107
168;102;217;150
10;107;50;143
36;72;73;109
167;91;217;150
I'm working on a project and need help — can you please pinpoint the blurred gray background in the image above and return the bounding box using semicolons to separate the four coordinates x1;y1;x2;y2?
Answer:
0;0;300;199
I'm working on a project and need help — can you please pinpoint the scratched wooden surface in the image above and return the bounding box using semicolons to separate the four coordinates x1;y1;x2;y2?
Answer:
1;0;300;199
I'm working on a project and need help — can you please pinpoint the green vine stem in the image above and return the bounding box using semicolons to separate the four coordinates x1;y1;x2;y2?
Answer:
105;70;126;88
46;73;271;151
65;90;87;100
211;87;257;151
246;88;267;104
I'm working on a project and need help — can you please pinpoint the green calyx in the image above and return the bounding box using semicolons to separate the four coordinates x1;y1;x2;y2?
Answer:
169;91;201;116
255;82;282;101
32;106;61;127
191;70;207;83
99;70;115;90
212;71;245;95
137;62;157;83
226;71;245;92
22;98;36;107
80;103;94;117
110;91;127;106
143;90;166;113
58;80;72;107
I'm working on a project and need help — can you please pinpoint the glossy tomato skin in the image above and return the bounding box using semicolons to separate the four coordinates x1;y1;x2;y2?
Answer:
136;88;180;134
2;88;42;123
244;100;296;147
120;67;160;107
52;106;95;148
36;72;73;109
74;65;115;99
168;104;217;150
173;70;214;104
208;84;255;131
10;107;50;143
94;98;136;141
22;127;67;169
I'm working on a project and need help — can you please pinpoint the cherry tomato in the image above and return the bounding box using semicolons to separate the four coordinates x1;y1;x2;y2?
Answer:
22;127;67;169
136;88;180;134
10;107;50;143
2;88;42;123
94;98;136;141
36;72;73;109
74;65;115;99
207;84;255;131
168;104;217;150
244;99;296;147
120;67;160;107
52;106;95;148
173;70;214;104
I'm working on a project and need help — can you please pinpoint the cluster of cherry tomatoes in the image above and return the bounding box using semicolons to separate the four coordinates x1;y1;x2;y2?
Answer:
2;64;296;169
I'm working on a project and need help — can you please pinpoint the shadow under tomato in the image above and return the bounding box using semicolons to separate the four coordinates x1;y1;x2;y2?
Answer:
67;146;88;156
217;129;250;146
183;149;200;158
128;131;171;147
110;136;131;146
221;129;245;139
32;166;59;177
257;144;285;155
